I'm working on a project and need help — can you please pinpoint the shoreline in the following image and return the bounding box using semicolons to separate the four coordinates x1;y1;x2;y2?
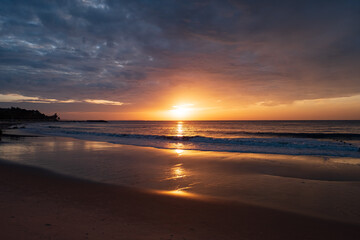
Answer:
3;126;360;161
1;128;360;239
10;121;360;158
1;131;360;223
1;158;360;240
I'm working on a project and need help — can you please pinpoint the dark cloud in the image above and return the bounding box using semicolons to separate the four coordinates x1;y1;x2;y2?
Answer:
0;0;359;107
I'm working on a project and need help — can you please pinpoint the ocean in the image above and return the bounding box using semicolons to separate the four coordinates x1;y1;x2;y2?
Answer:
24;120;360;158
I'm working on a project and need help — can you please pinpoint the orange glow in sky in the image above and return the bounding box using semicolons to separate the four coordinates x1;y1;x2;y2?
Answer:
50;93;360;120
1;1;359;121
169;104;194;120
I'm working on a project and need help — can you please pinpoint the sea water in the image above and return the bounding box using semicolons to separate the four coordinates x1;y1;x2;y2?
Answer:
23;120;360;157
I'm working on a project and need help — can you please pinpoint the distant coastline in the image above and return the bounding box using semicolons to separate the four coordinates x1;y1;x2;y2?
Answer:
62;120;108;123
0;107;59;122
0;107;60;138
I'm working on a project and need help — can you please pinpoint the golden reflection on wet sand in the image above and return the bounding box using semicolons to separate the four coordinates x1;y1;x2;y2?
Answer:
165;163;187;180
83;141;114;151
174;148;184;156
160;143;198;195
156;189;199;198
0;144;36;162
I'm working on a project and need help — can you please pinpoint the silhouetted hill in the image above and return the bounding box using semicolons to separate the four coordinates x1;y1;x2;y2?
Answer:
0;107;60;121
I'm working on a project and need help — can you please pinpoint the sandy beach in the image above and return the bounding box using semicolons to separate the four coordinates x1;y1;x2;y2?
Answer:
1;129;360;239
1;158;360;240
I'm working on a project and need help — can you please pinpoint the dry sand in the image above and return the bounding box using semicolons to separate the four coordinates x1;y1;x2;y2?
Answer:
1;159;360;240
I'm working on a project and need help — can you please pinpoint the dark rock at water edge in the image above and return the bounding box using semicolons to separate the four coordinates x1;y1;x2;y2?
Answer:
0;107;60;121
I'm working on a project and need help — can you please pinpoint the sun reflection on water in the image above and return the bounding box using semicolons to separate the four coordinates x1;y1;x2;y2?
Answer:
176;121;183;137
165;163;187;180
174;148;184;156
157;189;197;198
162;124;197;194
166;188;193;197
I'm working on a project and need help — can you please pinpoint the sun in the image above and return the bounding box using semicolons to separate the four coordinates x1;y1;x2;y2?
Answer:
170;104;193;120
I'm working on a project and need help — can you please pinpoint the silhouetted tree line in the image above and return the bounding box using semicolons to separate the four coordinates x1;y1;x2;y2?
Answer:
0;107;60;121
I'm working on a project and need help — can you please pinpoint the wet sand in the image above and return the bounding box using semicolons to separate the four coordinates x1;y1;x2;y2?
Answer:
1;159;360;240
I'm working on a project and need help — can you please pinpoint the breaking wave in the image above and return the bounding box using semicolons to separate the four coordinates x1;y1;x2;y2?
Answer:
24;126;360;158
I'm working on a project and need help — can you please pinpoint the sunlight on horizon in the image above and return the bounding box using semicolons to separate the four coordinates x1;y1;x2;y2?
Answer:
169;104;194;120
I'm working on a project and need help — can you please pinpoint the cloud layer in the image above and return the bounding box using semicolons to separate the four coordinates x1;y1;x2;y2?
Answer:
0;0;359;111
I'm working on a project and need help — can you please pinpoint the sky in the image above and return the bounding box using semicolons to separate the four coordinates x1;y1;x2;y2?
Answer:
0;0;359;120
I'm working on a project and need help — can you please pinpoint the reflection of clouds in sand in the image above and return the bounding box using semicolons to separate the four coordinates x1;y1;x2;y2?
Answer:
62;141;75;151
329;157;360;165
0;144;36;162
83;141;113;151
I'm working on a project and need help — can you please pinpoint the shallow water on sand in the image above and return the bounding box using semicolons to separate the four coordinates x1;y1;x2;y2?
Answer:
1;134;360;224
